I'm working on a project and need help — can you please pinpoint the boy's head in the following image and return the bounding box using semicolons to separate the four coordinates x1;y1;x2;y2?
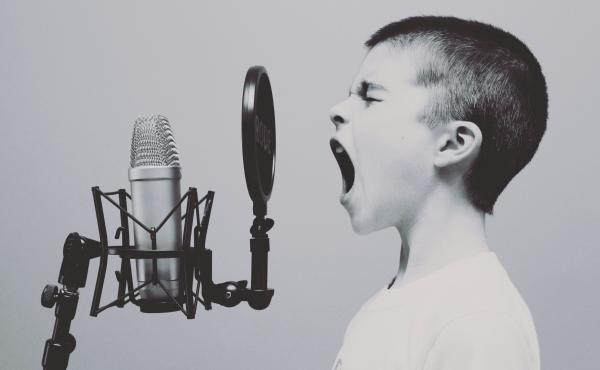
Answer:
329;16;547;233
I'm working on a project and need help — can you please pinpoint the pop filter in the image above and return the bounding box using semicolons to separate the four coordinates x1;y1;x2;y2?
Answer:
242;66;276;217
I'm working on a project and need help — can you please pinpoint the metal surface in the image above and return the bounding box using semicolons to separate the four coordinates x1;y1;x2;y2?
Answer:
130;115;180;168
129;166;182;300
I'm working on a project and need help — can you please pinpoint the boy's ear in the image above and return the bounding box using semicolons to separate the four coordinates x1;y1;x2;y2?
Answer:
433;121;482;169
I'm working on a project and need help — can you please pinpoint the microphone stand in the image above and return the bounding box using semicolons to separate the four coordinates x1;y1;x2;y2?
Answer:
41;233;101;370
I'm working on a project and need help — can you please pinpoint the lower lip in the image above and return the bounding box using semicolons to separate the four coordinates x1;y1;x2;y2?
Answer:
340;184;355;205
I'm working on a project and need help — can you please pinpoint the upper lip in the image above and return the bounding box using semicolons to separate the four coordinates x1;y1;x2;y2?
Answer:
330;136;355;193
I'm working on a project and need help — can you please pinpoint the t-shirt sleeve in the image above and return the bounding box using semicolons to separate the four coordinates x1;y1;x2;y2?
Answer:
422;312;535;370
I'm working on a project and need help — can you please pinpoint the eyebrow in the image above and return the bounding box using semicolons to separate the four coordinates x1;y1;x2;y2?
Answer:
348;80;388;96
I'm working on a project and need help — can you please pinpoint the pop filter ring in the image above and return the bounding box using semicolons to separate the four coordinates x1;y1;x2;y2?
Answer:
242;66;276;217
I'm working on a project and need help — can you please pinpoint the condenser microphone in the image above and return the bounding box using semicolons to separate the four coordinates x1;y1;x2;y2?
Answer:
129;115;182;302
40;66;278;370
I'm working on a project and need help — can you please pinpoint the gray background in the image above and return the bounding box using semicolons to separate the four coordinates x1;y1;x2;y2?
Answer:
1;1;598;369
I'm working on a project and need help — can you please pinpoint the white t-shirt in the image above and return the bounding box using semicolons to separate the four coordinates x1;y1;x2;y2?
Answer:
331;252;539;370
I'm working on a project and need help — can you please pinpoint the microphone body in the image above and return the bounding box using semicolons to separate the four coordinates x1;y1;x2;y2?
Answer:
129;166;182;300
129;116;182;301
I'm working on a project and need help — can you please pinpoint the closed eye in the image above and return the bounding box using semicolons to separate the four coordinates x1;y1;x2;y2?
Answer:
349;89;382;105
362;96;381;103
350;81;383;105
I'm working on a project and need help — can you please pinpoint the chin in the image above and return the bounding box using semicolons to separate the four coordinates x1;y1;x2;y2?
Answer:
348;202;404;235
351;221;374;235
348;210;388;235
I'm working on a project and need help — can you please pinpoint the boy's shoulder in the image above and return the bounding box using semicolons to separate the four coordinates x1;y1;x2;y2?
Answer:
401;252;536;334
360;252;536;344
335;253;540;370
416;252;540;369
349;252;535;334
361;252;530;315
428;252;531;316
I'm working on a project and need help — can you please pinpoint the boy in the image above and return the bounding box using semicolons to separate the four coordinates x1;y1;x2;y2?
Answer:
329;16;547;370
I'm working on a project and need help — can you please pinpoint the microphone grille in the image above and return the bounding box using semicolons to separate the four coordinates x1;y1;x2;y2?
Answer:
130;115;181;168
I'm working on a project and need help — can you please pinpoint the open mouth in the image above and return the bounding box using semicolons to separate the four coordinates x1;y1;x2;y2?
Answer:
330;138;355;193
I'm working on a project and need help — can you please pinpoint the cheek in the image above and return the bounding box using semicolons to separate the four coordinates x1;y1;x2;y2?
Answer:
356;116;430;168
355;121;434;199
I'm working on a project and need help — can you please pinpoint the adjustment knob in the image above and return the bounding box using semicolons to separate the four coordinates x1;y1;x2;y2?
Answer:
210;281;247;307
250;217;275;236
41;284;58;308
65;333;76;353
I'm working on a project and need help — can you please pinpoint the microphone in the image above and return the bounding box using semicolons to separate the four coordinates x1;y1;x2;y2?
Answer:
40;66;277;369
129;115;182;302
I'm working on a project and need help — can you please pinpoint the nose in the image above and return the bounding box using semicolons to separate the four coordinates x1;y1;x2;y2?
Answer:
329;102;348;128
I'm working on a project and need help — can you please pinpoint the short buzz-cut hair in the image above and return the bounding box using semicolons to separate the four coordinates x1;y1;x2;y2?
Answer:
366;16;548;214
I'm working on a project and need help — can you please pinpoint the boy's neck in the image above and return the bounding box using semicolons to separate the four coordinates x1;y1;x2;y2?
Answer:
391;187;489;288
